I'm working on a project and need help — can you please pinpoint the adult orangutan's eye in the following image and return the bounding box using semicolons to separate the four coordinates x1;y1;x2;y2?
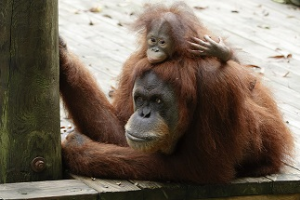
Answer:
155;98;161;104
135;96;144;106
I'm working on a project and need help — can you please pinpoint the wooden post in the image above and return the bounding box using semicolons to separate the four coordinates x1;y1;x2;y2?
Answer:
0;0;61;183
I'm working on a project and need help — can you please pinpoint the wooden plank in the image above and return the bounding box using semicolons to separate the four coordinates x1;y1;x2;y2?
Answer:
266;174;300;194
239;0;300;22
197;193;300;200
281;164;300;175
191;0;300;55
69;174;300;200
130;180;186;200
191;4;300;76
187;177;273;199
260;63;300;92
0;179;98;200
72;175;143;200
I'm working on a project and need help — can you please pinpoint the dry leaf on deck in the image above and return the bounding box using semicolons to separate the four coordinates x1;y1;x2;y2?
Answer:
194;6;208;10
245;65;261;69
103;14;112;19
269;53;292;59
262;10;269;16
282;71;290;77
90;6;102;13
258;24;270;29
269;55;285;59
287;15;295;18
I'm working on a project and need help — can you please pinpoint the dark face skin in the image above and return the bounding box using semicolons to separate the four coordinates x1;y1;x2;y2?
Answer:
146;23;174;64
125;71;179;154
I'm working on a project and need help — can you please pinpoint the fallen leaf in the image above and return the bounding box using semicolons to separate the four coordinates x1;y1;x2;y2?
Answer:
246;65;261;69
103;14;112;19
287;15;295;18
262;10;269;16
231;10;239;13
108;90;115;98
274;48;292;58
282;71;290;77
258;24;270;29
116;182;122;186
89;20;94;26
90;6;102;13
194;6;208;10
269;55;285;59
269;53;292;59
108;86;116;98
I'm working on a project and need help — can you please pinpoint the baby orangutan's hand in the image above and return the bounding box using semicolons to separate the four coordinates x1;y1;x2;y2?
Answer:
188;35;233;62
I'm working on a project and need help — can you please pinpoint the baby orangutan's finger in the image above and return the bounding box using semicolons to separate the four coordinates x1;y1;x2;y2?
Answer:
203;35;219;45
188;41;209;51
188;49;207;56
191;37;210;47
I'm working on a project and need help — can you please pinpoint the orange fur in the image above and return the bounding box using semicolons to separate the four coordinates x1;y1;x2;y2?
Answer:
60;2;293;183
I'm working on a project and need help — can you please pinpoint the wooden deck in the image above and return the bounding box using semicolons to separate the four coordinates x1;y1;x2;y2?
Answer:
1;0;300;199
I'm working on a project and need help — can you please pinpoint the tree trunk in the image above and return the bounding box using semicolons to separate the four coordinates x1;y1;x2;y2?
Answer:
0;0;61;183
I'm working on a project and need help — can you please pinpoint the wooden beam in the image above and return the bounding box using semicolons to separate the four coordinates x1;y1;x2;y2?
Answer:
72;175;143;200
0;180;98;200
1;178;300;200
71;173;300;199
0;0;61;183
198;194;300;200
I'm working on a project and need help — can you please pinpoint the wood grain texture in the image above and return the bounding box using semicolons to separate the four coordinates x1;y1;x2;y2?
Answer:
130;180;186;200
72;175;143;200
0;179;97;200
195;194;300;200
0;0;61;183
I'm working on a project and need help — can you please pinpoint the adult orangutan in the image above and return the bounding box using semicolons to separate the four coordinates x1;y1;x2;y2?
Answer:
60;2;293;184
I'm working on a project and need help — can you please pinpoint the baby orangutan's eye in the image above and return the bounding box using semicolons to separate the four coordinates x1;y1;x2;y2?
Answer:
148;38;157;45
